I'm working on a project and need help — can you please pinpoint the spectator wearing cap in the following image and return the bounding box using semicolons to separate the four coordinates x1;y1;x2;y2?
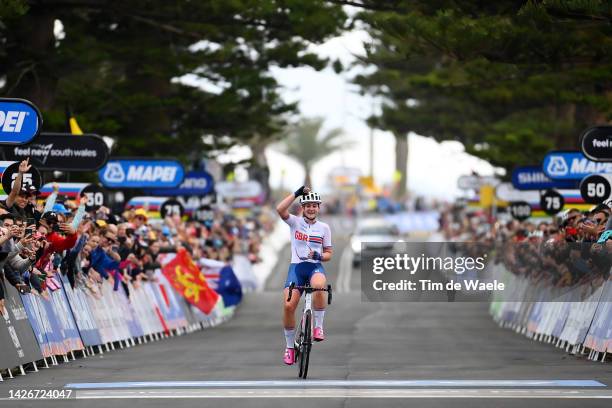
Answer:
2;159;40;221
132;208;149;233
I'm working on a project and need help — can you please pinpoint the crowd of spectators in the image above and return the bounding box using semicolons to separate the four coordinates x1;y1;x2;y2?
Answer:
0;159;271;315
439;201;612;289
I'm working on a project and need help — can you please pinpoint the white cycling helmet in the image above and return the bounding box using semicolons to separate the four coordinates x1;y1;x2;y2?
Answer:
300;192;322;205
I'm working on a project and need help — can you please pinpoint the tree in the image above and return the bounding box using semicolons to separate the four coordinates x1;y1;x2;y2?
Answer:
278;117;347;186
0;1;348;161
354;1;612;173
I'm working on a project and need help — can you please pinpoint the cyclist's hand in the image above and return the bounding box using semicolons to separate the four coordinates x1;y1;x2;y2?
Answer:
294;186;306;198
303;186;311;195
309;250;322;261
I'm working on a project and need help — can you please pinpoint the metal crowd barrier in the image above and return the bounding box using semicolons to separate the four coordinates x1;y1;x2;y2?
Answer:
489;263;611;363
0;253;256;381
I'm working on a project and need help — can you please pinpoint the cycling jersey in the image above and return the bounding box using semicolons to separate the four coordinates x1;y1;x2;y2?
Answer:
283;214;332;264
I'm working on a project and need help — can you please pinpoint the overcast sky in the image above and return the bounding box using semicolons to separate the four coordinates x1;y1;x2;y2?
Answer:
264;28;497;199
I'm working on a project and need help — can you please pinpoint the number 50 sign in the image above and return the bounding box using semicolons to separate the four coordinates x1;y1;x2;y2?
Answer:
580;174;612;204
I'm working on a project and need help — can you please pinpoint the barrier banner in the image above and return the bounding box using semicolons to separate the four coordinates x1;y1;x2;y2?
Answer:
29;292;67;355
49;282;84;352
102;280;131;342
584;280;612;352
20;293;53;357
129;282;164;336
162;249;219;315
558;285;602;346
0;283;43;369
59;274;103;347
113;284;145;339
492;266;611;354
86;280;130;343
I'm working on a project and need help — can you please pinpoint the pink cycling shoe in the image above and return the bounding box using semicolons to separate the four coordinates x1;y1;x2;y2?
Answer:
313;327;325;342
283;348;295;365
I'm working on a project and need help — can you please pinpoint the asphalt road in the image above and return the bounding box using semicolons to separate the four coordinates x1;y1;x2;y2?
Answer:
0;216;610;407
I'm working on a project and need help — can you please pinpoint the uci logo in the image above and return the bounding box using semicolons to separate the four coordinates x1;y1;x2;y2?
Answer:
0;111;28;132
546;156;568;177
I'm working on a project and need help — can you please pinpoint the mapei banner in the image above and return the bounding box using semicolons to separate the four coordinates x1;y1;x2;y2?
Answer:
542;151;612;180
1;133;109;171
0;98;42;145
98;158;185;188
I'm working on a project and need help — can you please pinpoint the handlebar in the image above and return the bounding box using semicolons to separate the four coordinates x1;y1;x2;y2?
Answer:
286;282;332;305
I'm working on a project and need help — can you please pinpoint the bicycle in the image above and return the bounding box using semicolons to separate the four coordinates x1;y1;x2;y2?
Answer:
286;282;332;379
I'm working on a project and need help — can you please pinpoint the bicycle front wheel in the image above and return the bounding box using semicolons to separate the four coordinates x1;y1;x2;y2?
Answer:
298;310;312;379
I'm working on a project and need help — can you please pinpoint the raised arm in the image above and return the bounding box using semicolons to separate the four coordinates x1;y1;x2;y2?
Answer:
6;159;31;208
276;186;309;220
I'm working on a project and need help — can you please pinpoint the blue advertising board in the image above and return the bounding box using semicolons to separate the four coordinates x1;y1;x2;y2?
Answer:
0;98;42;144
511;165;579;190
143;170;214;196
98;158;185;188
542;151;612;180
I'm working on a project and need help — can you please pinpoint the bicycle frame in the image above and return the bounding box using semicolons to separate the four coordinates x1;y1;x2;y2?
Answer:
286;282;332;379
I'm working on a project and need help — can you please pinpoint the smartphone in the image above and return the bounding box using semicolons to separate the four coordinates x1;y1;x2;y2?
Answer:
25;225;36;236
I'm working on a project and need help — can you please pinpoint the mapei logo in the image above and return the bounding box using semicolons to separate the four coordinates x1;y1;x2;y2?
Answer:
0;110;28;132
546;156;568;177
127;165;177;182
0;98;42;144
104;162;126;183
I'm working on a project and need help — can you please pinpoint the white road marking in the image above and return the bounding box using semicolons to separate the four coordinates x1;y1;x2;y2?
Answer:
60;388;612;399
64;379;606;389
336;247;353;293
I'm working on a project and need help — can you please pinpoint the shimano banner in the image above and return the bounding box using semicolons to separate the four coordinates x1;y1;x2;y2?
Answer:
98;158;185;188
1;133;109;171
143;170;214;196
542;150;612;180
511;165;579;190
0;98;42;145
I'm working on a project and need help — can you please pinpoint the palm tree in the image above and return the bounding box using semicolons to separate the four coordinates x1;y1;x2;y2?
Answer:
278;117;347;186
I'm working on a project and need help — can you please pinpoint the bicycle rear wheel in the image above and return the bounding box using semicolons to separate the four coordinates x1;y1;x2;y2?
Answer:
298;310;311;379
